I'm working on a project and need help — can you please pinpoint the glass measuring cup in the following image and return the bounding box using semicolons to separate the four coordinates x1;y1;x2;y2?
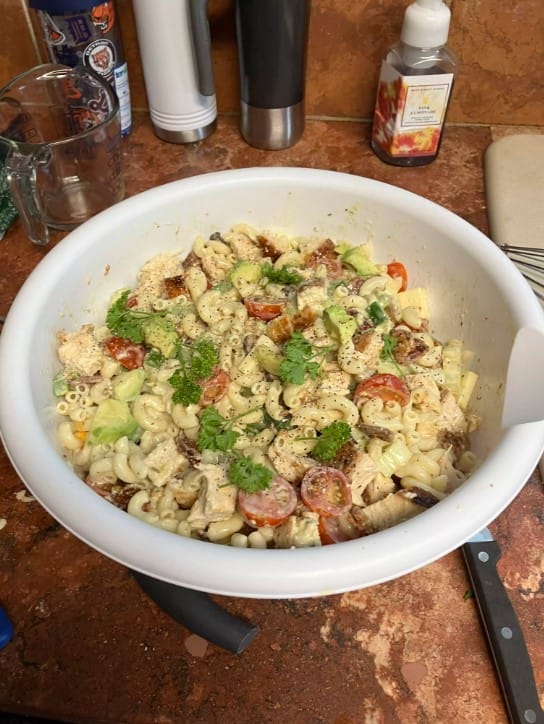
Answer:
0;63;124;246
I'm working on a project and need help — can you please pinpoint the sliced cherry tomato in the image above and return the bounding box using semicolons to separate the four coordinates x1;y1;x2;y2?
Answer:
200;367;230;407
238;475;297;528
104;336;146;370
354;373;410;407
318;513;360;545
386;261;408;291
244;297;286;321
301;466;351;518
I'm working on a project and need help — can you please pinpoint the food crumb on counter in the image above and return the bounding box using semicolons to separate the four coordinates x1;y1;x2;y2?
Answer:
15;490;34;503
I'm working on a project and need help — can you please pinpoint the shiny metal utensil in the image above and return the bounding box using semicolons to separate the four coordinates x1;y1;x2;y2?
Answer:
500;245;544;303
462;527;543;724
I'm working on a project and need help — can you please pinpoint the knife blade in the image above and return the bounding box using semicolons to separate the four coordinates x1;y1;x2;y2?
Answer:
461;527;543;724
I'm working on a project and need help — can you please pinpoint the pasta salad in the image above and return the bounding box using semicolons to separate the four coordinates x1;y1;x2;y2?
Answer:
53;224;481;548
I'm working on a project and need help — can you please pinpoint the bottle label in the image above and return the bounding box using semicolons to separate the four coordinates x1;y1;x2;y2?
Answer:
35;2;132;136
372;62;454;158
114;62;132;137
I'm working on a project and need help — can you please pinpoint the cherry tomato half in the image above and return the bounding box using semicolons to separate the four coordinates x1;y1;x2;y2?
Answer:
244;297;286;321
104;336;146;370
200;367;230;407
301;467;351;518
386;261;408;292
238;475;297;528
354;373;410;407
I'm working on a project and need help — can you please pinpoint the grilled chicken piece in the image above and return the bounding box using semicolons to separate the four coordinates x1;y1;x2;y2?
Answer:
164;274;189;298
391;327;429;364
351;492;422;534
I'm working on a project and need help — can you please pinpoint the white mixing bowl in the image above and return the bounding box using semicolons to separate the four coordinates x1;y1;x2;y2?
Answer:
1;168;543;598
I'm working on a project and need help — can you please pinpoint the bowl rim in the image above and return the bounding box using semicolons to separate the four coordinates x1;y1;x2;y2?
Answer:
2;167;544;598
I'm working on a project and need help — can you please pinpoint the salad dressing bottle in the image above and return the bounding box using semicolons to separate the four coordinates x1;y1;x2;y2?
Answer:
371;0;457;166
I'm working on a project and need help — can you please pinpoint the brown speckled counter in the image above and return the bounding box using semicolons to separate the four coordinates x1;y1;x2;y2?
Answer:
0;115;543;724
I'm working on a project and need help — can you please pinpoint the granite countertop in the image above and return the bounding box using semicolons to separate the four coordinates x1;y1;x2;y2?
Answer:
0;114;543;724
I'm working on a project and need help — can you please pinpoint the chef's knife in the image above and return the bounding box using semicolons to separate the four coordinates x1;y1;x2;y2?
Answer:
462;528;543;724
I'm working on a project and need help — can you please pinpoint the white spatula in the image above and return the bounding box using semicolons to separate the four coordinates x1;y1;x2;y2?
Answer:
502;327;544;428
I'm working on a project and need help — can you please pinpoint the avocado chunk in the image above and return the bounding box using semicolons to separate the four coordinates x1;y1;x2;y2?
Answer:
337;243;379;276
88;399;139;445
143;317;178;358
112;368;146;402
229;261;262;295
254;335;282;375
324;305;357;344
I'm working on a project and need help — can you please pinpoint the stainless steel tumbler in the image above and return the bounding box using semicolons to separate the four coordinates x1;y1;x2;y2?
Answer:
235;0;311;150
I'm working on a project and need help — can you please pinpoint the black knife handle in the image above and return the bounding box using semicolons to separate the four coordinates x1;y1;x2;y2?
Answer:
462;540;543;724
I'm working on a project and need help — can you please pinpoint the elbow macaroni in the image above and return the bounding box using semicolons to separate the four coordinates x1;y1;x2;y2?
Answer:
53;225;482;549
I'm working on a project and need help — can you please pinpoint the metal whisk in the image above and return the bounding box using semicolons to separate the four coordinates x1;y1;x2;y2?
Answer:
499;244;544;303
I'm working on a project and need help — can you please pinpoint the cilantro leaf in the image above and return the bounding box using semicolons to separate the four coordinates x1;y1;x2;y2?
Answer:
228;456;273;492
312;421;352;462
197;406;240;452
106;289;164;343
279;331;322;385
262;262;302;285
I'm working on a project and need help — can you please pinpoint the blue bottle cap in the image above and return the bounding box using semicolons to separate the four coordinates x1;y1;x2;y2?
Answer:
0;606;14;649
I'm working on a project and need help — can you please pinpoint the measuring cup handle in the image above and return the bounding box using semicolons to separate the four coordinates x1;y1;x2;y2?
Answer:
4;146;50;246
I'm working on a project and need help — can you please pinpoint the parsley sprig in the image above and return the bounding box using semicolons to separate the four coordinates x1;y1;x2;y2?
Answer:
262;262;302;285
312;421;352;462
279;331;327;385
106;289;166;343
197;405;241;452
197;406;274;492
228;456;273;493
169;338;219;406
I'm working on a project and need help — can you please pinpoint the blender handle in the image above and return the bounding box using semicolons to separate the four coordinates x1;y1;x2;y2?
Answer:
132;570;259;654
5;145;50;246
189;0;215;97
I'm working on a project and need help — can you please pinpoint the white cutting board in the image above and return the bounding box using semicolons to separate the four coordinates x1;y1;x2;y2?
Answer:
485;134;544;249
484;133;544;475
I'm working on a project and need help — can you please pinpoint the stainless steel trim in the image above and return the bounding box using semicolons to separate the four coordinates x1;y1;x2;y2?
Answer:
152;118;217;144
239;100;305;150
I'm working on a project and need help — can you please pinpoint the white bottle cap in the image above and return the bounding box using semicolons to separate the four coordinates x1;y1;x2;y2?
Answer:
401;0;451;48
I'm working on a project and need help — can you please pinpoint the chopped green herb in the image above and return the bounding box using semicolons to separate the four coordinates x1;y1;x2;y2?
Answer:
197;406;263;452
368;301;386;326
196;406;240;452
145;349;165;368
279;331;322;385
169;337;219;406
262;262;302;285
264;410;291;430
228;455;273;492
169;371;203;406
312;421;352;462
106;289;165;343
380;333;398;361
463;589;474;601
